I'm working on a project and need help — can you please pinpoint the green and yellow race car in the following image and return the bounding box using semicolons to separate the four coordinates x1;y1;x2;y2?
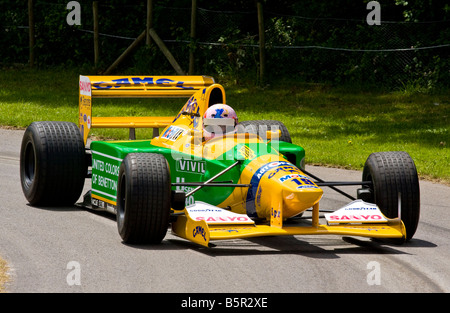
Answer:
19;75;420;247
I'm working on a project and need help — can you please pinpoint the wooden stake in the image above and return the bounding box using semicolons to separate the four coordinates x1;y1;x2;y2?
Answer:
28;0;35;68
104;30;146;74
189;0;197;74
257;1;266;85
93;1;99;67
148;28;185;75
146;0;153;45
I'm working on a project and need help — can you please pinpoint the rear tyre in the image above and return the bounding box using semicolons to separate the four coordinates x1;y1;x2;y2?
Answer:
361;151;420;241
236;120;292;143
117;153;171;244
20;121;86;206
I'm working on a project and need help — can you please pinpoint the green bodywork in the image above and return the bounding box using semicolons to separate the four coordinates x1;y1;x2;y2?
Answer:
90;139;305;207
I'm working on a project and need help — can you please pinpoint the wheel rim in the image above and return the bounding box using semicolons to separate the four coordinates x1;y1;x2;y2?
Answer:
23;142;36;188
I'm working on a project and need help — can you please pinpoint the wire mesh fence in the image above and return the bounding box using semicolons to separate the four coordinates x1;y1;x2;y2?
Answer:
1;1;449;89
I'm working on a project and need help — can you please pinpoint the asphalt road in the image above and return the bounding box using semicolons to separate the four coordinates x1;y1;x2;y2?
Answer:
1;128;449;293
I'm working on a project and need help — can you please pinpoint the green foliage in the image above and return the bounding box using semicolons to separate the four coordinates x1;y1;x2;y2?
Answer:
0;0;449;89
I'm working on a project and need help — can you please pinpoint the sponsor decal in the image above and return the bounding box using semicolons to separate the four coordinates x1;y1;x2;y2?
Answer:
325;200;388;224
92;197;116;214
187;202;254;224
327;214;383;221
278;174;318;189
161;126;186;141
209;227;254;233
79;76;92;143
176;177;195;206
176;159;206;174
255;161;290;179
296;185;319;189
271;208;281;218
172;96;200;127
279;174;303;182
79;76;91;96
239;145;256;160
92;77;194;90
210;227;253;233
267;164;303;179
255;186;262;207
192;226;207;241
195;215;251;223
91;151;122;202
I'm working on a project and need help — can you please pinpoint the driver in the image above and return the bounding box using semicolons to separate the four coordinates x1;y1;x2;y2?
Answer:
202;103;238;141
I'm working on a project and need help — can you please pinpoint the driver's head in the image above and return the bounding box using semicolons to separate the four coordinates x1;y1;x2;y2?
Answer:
203;104;238;140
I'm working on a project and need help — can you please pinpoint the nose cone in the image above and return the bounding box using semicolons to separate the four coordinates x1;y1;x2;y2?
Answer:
268;169;323;218
244;159;323;219
280;177;323;218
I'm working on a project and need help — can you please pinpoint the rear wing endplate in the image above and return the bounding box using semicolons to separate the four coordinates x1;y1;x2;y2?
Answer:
78;75;215;144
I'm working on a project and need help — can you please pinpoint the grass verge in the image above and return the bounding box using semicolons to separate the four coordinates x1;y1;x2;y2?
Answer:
0;257;9;293
0;68;448;184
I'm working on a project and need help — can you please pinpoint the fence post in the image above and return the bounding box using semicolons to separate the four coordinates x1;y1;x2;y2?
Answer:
189;0;197;74
146;0;153;45
257;1;266;85
28;0;35;68
93;1;99;68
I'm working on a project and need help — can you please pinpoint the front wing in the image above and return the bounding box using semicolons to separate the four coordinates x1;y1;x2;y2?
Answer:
171;201;406;247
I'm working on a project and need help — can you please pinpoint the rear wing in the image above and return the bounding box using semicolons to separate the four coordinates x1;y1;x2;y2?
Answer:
78;75;215;144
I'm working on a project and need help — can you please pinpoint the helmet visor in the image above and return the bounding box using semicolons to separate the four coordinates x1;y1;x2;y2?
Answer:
203;118;236;136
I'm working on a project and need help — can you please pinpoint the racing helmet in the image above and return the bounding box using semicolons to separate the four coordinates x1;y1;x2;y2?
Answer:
203;104;238;140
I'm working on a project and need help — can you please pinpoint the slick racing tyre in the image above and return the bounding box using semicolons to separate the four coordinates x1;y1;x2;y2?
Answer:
237;120;292;143
360;151;420;241
20;121;87;206
117;153;171;244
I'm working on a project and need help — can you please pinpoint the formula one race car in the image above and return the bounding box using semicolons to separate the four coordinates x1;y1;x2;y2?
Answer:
19;75;420;247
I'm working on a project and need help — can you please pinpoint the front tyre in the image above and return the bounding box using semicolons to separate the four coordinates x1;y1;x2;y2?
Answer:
361;151;420;241
117;153;171;244
20;121;86;206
